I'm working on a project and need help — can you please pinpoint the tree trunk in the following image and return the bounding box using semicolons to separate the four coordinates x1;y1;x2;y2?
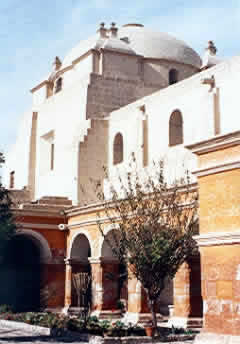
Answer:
145;289;157;330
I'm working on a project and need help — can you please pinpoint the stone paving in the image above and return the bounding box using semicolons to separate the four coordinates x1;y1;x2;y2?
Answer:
0;326;194;344
0;327;87;344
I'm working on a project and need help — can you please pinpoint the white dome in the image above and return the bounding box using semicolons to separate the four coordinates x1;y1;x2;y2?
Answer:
62;24;201;69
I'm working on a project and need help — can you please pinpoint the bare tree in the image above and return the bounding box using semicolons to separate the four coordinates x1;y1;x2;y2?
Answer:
95;155;198;330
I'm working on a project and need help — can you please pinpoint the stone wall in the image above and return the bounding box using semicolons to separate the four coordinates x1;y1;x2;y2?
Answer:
78;119;109;205
86;73;146;119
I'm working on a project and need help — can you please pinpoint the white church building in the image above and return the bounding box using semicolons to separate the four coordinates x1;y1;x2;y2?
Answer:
3;22;240;344
5;22;228;203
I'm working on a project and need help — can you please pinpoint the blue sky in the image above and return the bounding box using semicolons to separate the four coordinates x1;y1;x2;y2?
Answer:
1;0;240;154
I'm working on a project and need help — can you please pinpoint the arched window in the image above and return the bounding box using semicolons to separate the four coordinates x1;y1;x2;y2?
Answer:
113;133;123;165
169;69;178;85
55;77;62;93
169;110;183;146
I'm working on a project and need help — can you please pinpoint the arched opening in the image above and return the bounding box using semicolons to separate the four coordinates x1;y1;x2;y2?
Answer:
101;230;127;311
113;133;123;165
0;235;41;312
70;233;91;309
169;110;183;146
55;77;62;93
169;69;178;85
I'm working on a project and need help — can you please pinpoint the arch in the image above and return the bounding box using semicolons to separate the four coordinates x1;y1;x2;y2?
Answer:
15;229;52;263
101;228;120;260
169;110;183;146
113;133;123;165
55;77;62;93
1;233;43;311
68;230;93;260
70;232;92;262
69;231;92;308
169;68;178;85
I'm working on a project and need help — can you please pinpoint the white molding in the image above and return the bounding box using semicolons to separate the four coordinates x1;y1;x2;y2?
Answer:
186;130;240;155
68;216;118;229
193;161;240;177
194;230;240;247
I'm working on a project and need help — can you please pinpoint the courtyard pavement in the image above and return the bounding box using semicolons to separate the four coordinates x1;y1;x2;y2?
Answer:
0;326;194;344
0;326;87;344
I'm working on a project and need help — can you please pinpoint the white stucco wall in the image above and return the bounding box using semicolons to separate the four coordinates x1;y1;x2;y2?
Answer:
6;41;240;206
106;56;240;193
32;85;47;108
34;74;91;202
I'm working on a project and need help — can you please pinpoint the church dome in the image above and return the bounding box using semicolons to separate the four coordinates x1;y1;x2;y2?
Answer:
62;23;201;69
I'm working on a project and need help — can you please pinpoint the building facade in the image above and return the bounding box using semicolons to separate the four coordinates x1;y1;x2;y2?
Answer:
2;22;240;343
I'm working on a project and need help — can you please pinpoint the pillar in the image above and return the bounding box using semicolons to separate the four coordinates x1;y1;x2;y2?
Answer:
89;257;119;313
126;264;150;323
170;262;191;328
63;258;72;312
169;258;203;328
89;258;103;312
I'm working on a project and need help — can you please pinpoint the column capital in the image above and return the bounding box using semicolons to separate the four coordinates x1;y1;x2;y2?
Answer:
64;258;72;265
88;257;101;264
88;257;119;264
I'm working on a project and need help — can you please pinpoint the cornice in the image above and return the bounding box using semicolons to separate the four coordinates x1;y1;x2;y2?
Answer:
194;230;240;247
72;49;92;65
101;48;143;59
17;222;60;230
66;183;198;218
143;57;199;70
13;207;64;219
186;131;240;155
193;161;240;177
68;215;117;229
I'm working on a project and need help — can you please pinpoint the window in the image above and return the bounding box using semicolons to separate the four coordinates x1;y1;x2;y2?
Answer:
169;110;183;146
113;133;123;165
55;77;62;93
9;171;15;189
40;130;55;175
169;69;178;85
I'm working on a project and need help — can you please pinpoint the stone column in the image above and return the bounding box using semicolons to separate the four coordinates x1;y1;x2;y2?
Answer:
89;257;119;313
169;262;191;328
63;258;72;313
127;264;149;323
89;258;103;313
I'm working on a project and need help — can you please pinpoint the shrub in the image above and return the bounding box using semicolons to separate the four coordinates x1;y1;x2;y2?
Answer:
0;304;13;314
